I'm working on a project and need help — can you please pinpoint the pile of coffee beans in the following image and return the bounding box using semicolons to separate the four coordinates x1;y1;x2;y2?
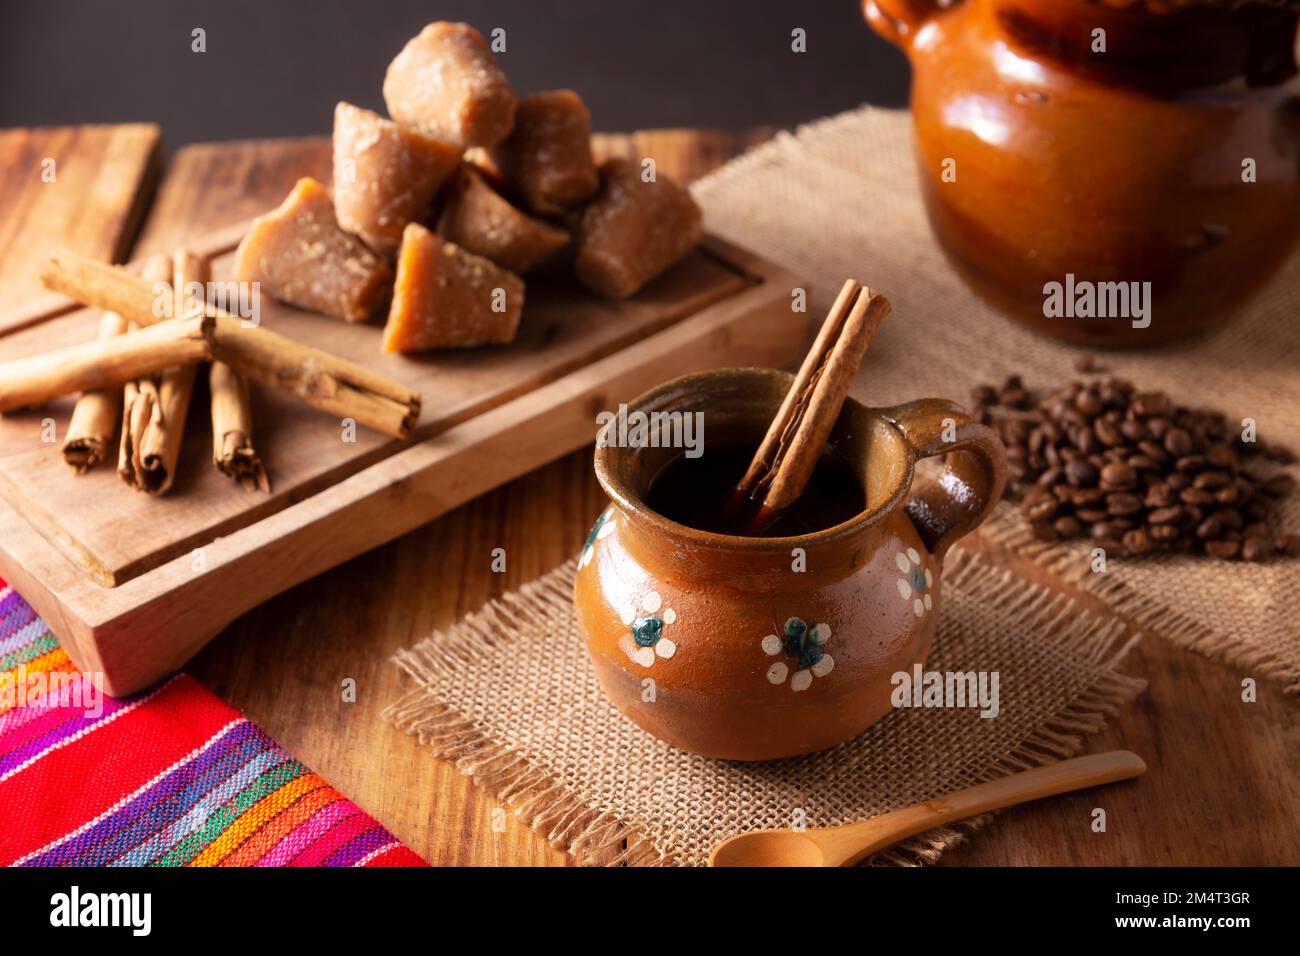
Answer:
972;375;1298;560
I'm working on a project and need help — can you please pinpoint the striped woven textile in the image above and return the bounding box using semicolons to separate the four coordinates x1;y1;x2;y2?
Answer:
0;578;425;867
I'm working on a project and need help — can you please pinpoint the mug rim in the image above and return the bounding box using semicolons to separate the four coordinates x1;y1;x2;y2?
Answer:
592;367;916;554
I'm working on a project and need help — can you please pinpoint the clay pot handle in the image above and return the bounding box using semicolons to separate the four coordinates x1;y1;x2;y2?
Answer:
862;0;951;50
883;398;1007;559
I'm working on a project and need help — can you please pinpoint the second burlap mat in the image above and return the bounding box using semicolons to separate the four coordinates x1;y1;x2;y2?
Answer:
387;551;1142;866
692;107;1300;693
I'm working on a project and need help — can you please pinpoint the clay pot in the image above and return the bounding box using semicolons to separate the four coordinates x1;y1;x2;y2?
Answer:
865;0;1300;346
573;368;1006;760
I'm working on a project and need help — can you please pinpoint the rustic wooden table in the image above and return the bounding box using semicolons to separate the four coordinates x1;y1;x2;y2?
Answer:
2;124;1296;866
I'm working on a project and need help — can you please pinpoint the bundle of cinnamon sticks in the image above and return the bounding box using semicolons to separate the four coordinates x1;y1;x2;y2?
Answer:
0;247;422;497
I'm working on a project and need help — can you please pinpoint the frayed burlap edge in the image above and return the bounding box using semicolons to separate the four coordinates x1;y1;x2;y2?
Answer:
384;551;1144;866
982;506;1300;697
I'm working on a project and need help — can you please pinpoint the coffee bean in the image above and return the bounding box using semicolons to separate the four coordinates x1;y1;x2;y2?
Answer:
1072;487;1106;506
1122;529;1150;555
972;384;997;405
1118;421;1147;443
1276;534;1300;558
1164;427;1193;457
1179;487;1215;507
1037;467;1063;487
1137;440;1168;463
1065;458;1099;486
1204;539;1241;559
1100;462;1137;489
1195;517;1223;541
1167;472;1191;491
1148;506;1184;525
1149;524;1181;542
1106;492;1143;516
1210;488;1236;510
1193;471;1231;491
1076;507;1110;524
1053;516;1082;538
1242;536;1273;562
1073;427;1101;454
1094;418;1124;448
1175;455;1208;473
1144;483;1173;508
1146;416;1172;439
1074;389;1103;417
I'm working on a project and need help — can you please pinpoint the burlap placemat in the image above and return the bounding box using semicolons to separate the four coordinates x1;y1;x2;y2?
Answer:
692;107;1300;693
386;550;1143;866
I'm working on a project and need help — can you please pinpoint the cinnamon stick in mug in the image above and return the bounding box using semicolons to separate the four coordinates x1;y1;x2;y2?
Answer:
43;249;422;439
61;308;130;472
730;279;891;532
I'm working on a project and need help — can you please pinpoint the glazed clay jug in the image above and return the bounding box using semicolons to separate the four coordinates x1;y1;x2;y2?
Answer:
865;0;1300;346
573;369;1006;761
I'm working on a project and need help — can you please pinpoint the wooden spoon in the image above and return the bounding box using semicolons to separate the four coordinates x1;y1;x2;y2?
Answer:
708;750;1146;867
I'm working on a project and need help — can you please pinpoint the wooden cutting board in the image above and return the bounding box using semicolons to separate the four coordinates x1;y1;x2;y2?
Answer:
0;137;808;695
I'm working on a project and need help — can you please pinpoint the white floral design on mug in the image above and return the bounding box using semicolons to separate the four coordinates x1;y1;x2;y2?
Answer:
617;590;677;668
895;547;933;618
762;617;834;692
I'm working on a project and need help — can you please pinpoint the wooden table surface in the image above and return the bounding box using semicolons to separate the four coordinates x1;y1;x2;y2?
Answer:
2;124;1296;866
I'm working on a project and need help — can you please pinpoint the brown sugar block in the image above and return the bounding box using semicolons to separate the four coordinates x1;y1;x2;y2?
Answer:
382;22;516;149
436;166;570;274
233;177;391;323
332;101;461;257
488;90;598;215
574;158;704;299
383;223;525;352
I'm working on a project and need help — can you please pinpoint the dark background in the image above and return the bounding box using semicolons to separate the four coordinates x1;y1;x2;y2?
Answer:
0;0;909;147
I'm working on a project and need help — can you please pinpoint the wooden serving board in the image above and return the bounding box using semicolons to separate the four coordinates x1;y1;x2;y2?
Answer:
0;218;807;694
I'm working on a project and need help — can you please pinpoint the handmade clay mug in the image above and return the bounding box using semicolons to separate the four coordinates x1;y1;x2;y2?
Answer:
574;368;1006;760
864;0;1300;346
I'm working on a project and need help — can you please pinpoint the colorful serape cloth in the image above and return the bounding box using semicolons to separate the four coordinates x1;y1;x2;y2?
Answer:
0;578;425;867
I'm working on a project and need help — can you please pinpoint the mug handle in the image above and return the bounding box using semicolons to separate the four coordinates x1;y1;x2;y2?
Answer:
862;0;951;50
881;399;1008;559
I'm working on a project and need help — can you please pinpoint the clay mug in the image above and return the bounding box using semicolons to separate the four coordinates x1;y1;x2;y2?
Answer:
864;0;1300;346
573;368;1006;760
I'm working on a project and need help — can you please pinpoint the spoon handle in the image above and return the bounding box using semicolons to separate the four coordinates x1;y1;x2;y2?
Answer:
829;750;1146;866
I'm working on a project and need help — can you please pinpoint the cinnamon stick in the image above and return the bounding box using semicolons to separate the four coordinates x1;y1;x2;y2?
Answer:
43;249;421;439
210;360;270;491
0;316;212;414
60;309;130;472
119;251;204;494
731;280;891;532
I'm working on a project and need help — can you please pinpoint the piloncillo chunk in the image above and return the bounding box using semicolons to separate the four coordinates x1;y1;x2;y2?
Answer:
233;177;392;322
332;101;461;256
382;22;516;149
488;90;599;215
382;223;525;352
437;166;570;275
574;158;704;299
